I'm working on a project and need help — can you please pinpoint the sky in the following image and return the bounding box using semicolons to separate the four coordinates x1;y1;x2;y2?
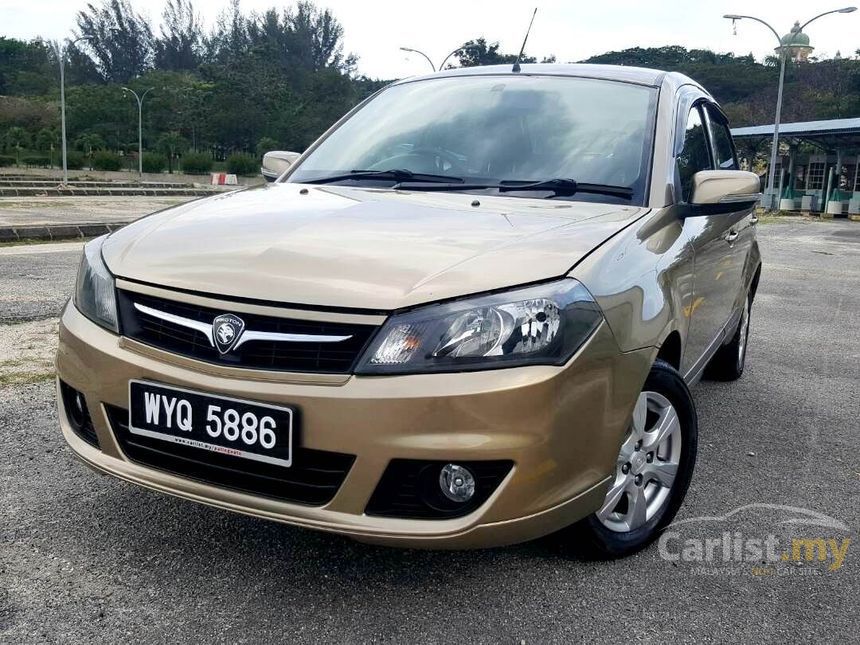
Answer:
1;0;858;79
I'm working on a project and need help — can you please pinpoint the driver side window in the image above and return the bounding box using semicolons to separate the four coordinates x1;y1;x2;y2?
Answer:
677;106;712;202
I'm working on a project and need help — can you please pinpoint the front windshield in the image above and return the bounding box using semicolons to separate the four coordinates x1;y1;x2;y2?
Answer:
288;74;658;205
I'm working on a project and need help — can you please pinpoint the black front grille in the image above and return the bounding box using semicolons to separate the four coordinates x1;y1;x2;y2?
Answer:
117;290;378;373
365;459;513;519
106;405;355;506
59;381;100;448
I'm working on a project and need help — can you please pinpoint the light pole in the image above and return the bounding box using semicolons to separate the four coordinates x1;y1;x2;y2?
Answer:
122;87;154;177
724;8;857;211
398;45;472;72
399;47;436;72
54;36;90;185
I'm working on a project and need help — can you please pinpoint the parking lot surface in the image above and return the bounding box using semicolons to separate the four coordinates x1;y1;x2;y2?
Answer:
1;218;858;643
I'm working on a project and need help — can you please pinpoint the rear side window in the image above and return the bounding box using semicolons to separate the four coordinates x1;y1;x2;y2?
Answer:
704;104;738;170
677;106;711;201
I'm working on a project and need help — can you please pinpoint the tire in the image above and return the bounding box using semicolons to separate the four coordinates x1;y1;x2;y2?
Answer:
566;359;698;559
705;293;751;381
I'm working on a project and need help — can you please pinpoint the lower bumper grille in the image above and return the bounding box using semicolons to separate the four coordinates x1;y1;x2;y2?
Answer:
365;459;513;519
59;380;100;448
106;405;354;506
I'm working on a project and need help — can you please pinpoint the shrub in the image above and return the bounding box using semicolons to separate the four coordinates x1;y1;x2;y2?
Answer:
181;151;213;174
65;151;85;170
91;151;121;171
141;153;167;173
0;155;15;167
21;155;51;167
226;152;259;176
255;136;279;158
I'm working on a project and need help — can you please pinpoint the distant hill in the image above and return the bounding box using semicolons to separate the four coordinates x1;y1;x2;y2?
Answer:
583;46;860;126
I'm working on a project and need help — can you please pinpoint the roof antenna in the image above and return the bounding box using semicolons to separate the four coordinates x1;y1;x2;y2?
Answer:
512;7;538;73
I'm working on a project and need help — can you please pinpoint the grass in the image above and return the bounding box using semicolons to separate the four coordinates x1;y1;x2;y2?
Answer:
0;370;55;386
0;237;93;248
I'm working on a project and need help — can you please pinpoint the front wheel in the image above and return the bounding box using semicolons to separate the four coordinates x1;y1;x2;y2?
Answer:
567;359;698;559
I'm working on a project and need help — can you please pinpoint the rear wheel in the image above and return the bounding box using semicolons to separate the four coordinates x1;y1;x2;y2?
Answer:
568;359;697;559
706;293;751;381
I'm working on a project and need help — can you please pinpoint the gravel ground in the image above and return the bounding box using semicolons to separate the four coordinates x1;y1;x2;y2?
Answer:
0;217;858;643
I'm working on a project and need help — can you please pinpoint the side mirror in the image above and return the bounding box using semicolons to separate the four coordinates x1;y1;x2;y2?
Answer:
261;150;301;182
684;170;761;215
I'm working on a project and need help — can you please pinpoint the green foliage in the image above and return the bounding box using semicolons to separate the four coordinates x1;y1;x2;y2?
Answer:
582;46;860;126
3;126;30;150
180;151;212;174
0;37;54;95
21;155;50;167
76;0;154;83
65;151;86;169
256;136;279;157
0;96;56;132
91;150;122;171
226;152;258;176
2;3;859;160
35;127;58;151
75;132;106;154
0;155;15;166
142;152;168;173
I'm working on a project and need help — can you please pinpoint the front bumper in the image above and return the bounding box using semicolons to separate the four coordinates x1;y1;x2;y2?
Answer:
56;301;652;548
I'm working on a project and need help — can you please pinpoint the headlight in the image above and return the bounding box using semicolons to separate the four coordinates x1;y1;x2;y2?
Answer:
74;235;118;332
355;279;603;375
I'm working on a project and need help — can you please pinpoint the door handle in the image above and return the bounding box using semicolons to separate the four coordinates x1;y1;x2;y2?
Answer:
750;215;759;225
725;230;739;243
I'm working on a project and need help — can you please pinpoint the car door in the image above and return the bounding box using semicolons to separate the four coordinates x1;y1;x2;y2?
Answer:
676;102;746;376
702;103;756;313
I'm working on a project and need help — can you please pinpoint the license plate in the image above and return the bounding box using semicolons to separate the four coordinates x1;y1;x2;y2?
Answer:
128;380;294;467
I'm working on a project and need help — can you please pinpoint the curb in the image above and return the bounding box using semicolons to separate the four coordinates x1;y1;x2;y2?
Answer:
0;221;132;243
0;187;221;197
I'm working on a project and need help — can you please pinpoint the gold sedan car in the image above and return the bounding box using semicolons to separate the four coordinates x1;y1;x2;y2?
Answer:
56;64;761;557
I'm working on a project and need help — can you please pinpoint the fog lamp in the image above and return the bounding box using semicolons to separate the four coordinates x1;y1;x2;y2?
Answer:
439;464;476;503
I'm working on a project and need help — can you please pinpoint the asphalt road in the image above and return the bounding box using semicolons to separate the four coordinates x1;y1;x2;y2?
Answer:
1;218;858;643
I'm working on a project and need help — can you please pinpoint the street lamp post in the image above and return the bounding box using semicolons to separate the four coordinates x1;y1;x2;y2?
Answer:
54;36;90;185
399;47;436;72
398;45;472;73
724;8;857;211
121;87;154;177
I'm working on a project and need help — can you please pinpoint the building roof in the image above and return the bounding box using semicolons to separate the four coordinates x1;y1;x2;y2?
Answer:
731;118;860;151
732;118;860;138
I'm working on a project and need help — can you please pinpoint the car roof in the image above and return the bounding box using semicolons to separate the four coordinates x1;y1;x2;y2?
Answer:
392;63;704;93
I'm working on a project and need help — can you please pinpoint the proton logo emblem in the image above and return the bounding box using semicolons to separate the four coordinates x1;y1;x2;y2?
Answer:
212;313;245;355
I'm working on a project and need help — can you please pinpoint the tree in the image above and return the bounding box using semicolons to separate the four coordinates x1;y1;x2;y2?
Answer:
205;0;249;63
155;0;202;71
4;127;30;164
35;127;60;166
256;136;279;157
452;38;541;68
75;132;106;156
75;0;154;83
0;37;54;95
156;130;187;172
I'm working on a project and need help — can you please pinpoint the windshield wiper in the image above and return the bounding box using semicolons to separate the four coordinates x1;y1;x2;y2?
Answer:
304;169;464;185
498;178;634;200
392;177;634;200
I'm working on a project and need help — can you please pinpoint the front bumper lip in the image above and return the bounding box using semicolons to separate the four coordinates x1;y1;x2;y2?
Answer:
56;300;652;549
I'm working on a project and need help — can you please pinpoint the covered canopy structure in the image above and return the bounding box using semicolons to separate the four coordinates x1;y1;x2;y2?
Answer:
731;117;860;215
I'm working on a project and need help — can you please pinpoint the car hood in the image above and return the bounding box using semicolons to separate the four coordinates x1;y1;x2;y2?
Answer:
103;183;647;311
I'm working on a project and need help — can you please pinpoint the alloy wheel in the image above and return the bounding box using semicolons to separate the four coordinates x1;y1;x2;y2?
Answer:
597;391;682;533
